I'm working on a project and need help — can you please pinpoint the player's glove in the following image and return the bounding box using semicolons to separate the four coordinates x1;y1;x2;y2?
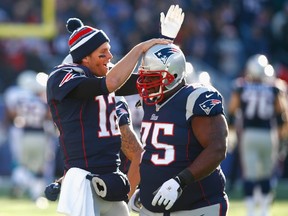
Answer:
44;182;61;201
152;178;182;210
128;189;142;213
115;96;131;126
160;4;185;39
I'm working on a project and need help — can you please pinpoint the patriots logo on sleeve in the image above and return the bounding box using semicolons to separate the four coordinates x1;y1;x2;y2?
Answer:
116;105;129;116
154;47;179;64
59;68;85;87
199;99;222;115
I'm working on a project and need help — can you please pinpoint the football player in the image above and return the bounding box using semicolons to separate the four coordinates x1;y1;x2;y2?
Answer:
45;96;143;202
45;8;175;214
228;54;288;216
131;43;229;215
3;70;56;201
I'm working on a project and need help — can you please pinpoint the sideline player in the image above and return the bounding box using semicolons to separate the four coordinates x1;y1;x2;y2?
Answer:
228;54;288;216
3;70;55;201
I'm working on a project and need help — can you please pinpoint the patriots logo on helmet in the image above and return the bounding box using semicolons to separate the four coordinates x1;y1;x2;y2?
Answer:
199;99;221;115
154;47;179;64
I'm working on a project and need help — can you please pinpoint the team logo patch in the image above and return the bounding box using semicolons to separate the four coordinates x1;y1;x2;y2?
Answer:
117;108;128;115
199;99;221;115
154;47;179;64
59;69;79;87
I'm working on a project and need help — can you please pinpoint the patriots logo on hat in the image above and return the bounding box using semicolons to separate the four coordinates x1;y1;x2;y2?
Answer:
199;99;221;115
154;47;179;64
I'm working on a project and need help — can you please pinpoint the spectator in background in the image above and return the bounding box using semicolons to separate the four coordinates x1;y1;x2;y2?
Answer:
214;24;245;79
228;54;288;216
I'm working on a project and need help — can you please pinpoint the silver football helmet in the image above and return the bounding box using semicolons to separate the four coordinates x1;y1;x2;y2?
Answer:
136;43;186;105
17;70;46;94
245;54;271;80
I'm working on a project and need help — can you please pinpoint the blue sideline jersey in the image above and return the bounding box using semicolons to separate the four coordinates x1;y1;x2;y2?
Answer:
139;83;228;212
233;78;281;129
46;64;121;174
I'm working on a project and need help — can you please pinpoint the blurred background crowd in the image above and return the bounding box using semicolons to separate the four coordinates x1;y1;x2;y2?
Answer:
0;0;287;205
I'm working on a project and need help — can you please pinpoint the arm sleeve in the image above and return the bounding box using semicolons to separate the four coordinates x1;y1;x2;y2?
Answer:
116;74;139;96
67;77;109;99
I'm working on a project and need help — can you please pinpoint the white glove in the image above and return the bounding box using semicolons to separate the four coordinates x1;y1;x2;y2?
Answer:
160;4;185;39
91;176;107;198
128;189;142;213
152;178;182;210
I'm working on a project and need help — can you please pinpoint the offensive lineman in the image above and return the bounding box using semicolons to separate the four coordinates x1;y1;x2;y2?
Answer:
130;43;229;215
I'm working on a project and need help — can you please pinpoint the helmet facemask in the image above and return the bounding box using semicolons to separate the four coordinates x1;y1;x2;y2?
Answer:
136;44;186;105
136;68;175;105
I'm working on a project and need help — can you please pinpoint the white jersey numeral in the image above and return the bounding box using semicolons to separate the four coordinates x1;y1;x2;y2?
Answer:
242;89;274;120
140;122;175;165
96;95;120;137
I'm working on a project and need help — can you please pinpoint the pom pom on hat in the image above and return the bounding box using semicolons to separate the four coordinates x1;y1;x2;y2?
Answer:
66;18;110;62
66;18;84;33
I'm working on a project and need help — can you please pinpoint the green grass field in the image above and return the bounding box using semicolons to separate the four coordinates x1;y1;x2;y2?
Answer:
0;198;287;216
0;180;287;216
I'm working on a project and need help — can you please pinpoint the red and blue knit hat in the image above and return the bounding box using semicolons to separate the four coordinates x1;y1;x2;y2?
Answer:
66;18;110;62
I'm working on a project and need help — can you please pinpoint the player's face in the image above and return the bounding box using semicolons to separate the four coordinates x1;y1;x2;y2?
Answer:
83;42;113;77
142;72;161;94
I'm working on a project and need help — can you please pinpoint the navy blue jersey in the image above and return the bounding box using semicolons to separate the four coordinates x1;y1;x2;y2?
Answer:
139;83;227;212
233;78;280;129
46;64;121;174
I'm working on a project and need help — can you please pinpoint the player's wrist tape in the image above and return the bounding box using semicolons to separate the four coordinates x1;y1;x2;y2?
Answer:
174;168;195;189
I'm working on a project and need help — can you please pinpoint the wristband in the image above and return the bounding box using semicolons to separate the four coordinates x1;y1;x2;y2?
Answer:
174;168;195;189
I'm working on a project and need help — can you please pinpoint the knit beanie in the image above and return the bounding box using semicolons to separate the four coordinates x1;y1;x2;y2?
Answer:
66;18;110;62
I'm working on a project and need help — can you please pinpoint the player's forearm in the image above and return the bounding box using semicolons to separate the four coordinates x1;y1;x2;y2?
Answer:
120;124;143;161
127;155;141;199
105;44;145;92
120;124;143;198
188;141;227;181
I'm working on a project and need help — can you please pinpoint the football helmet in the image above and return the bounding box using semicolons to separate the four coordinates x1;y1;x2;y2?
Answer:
17;70;46;94
136;43;186;105
245;54;271;81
